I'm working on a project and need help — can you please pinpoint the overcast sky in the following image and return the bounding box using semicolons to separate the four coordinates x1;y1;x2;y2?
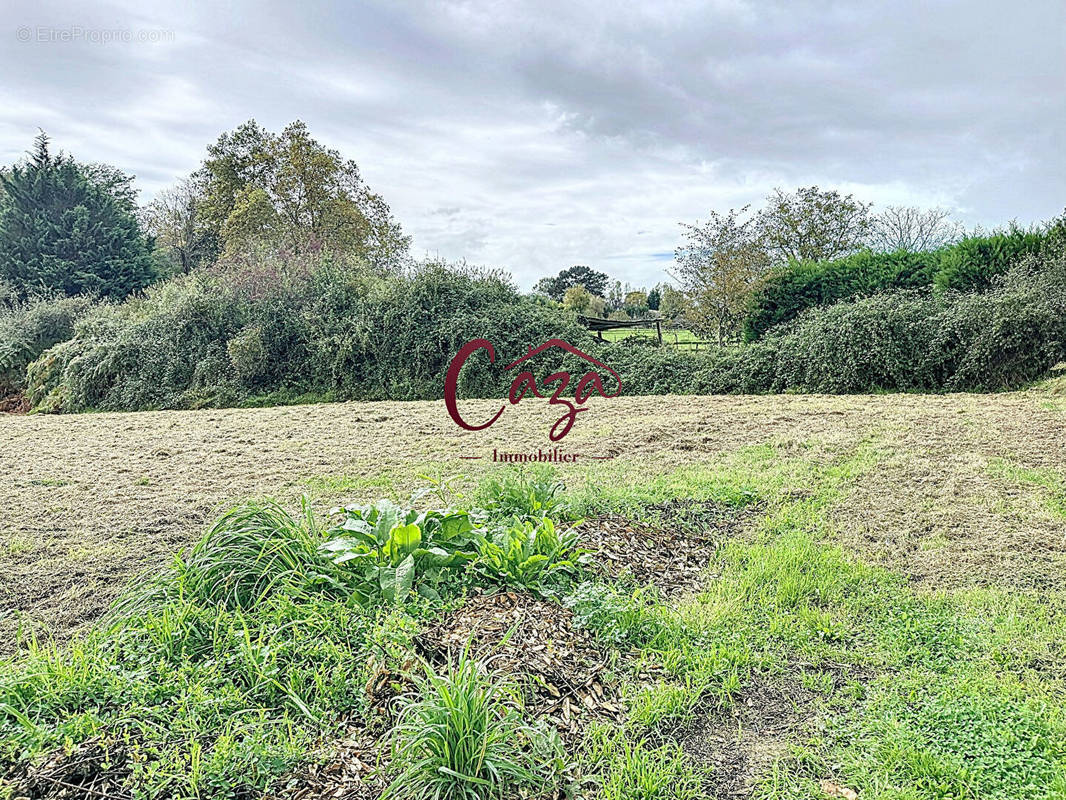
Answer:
2;0;1064;288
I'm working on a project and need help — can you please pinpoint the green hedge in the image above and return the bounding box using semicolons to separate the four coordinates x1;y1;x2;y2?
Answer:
744;226;1053;340
611;239;1066;395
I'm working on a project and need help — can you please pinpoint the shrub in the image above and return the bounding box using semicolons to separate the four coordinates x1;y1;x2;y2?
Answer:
744;224;1054;340
0;293;93;395
27;254;594;412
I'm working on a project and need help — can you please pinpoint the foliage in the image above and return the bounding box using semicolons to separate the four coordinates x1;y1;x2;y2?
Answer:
673;205;771;343
563;283;592;312
26;255;593;412
582;728;704;800
745;224;1051;339
0;292;93;395
757;185;873;263
534;264;609;300
473;516;586;593
322;501;480;605
192;120;410;268
144;177;218;276
603;239;1066;395
472;466;570;522
0;133;155;299
385;649;562;800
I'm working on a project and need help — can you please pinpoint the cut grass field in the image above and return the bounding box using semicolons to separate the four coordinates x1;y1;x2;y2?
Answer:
1;389;1065;798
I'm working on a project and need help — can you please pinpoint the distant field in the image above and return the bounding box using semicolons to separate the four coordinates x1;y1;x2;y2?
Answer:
597;326;701;344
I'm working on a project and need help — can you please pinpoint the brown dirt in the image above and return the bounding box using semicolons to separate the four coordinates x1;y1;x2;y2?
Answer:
576;512;721;595
674;675;815;798
2;391;1065;651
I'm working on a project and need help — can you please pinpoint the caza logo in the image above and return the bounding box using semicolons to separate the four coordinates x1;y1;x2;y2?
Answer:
444;338;622;441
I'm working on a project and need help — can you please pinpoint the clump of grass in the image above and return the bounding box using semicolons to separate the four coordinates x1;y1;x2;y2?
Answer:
113;499;329;618
582;726;704;800
385;649;562;800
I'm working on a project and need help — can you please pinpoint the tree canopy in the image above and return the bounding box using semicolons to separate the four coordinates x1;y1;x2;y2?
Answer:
0;133;155;299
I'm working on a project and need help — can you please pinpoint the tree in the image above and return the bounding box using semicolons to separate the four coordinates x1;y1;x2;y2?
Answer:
193;120;410;268
658;285;686;323
145;178;217;275
588;294;606;317
758;186;872;263
647;285;661;311
606;279;624;310
562;283;591;313
867;205;964;252
533;265;609;301
623;290;648;318
672;206;771;344
0;133;155;299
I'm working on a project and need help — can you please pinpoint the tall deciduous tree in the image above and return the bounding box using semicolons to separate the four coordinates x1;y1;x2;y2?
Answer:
758;186;872;263
145;178;217;275
194;120;410;268
533;265;609;301
0;133;155;299
673;206;770;344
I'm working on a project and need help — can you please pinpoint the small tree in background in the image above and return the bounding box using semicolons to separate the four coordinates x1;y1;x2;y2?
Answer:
562;283;591;313
145;178;218;275
587;294;606;317
623;290;648;318
647;285;661;311
0;133;155;299
673;206;770;344
658;285;686;324
758;186;872;263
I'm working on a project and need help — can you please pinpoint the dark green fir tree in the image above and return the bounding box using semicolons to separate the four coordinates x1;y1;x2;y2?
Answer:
0;132;155;298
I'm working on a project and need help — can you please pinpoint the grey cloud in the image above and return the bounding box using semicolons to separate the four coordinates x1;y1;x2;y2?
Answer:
1;0;1062;287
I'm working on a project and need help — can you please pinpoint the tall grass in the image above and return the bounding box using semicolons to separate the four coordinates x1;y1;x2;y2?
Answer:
385;648;562;800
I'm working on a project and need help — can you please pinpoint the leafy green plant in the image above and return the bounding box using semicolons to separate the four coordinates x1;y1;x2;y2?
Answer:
473;516;586;592
384;649;562;800
113;499;330;617
473;466;570;522
322;500;480;605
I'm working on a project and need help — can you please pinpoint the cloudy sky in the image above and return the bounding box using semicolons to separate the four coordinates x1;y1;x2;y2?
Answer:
2;0;1064;287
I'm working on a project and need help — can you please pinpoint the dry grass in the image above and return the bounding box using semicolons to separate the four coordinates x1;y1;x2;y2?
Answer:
2;390;1065;651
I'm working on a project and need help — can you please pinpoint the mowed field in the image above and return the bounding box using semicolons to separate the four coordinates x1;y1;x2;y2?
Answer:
3;390;1065;651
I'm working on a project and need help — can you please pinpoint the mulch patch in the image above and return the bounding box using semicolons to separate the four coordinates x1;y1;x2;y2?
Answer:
267;727;387;800
414;591;623;740
574;501;757;595
4;737;134;800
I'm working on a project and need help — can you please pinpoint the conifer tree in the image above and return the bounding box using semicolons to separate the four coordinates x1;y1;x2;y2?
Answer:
0;133;155;298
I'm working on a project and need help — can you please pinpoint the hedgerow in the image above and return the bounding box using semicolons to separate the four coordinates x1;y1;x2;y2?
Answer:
744;224;1054;340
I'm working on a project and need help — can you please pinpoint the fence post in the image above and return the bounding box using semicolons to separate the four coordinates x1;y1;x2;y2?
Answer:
655;318;662;345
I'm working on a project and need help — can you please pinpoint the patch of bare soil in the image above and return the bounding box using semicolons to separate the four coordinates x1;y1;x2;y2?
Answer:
415;592;622;740
673;675;814;799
